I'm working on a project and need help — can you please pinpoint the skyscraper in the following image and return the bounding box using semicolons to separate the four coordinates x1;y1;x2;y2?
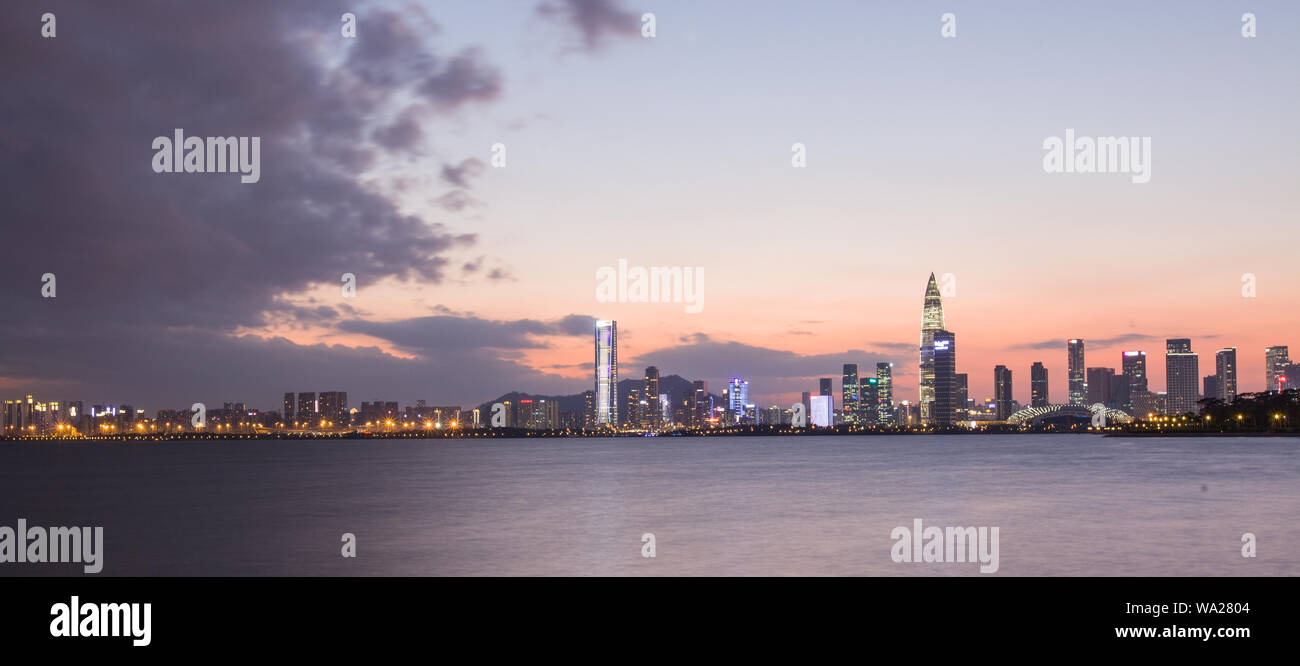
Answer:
1165;338;1199;415
918;273;946;425
1265;346;1289;392
1203;375;1219;404
876;363;893;424
860;376;879;424
594;320;618;426
318;391;348;427
642;366;660;428
932;330;956;425
282;392;294;425
1067;339;1086;405
841;364;859;425
809;395;834;427
728;377;749;424
1030;362;1049;407
819;378;833;397
1121;351;1148;414
1086;368;1115;406
954;373;968;421
994;365;1013;420
1215;348;1237;403
296;392;316;427
690;380;709;428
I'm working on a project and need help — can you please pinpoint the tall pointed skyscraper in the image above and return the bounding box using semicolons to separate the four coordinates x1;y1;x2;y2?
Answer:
919;273;946;425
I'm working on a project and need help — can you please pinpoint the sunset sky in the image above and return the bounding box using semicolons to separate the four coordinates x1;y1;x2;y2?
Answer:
2;0;1298;412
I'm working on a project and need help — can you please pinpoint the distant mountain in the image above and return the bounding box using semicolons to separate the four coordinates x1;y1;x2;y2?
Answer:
476;374;723;416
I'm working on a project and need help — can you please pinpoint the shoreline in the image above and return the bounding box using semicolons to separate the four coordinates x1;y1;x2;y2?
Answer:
3;428;1297;442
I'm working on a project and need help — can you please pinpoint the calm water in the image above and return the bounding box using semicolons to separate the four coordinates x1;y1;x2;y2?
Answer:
1;435;1296;576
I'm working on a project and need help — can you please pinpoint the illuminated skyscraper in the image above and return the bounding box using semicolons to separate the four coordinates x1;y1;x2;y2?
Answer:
282;393;294;425
1122;351;1148;414
642;366;660;428
1215;348;1237;403
1165;338;1199;415
1030;362;1049;407
860;376;879;423
876;362;893;424
1067;339;1086;405
690;380;710;428
918;273;946;425
594;320;618;426
841;364;859;425
728;377;748;424
994;365;1013;420
932;330;956;425
296;392;316;427
1265;346;1289;392
809;395;834;427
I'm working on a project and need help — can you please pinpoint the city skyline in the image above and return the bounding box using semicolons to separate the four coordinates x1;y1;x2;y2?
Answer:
7;271;1295;425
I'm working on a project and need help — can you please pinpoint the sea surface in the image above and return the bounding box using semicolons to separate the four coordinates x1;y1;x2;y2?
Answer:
1;434;1296;576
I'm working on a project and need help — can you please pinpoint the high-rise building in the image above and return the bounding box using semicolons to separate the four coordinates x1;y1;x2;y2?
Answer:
819;378;833;397
689;381;710;428
728;377;749;424
993;365;1013;420
1108;374;1129;410
1215;348;1237;403
626;387;641;427
1067;339;1086;405
296;392;316;427
1086;368;1115;406
642;366;660;428
1165;338;1199;415
841;364;859;425
809;394;834;427
800;391;812;424
876;363;893;424
582;390;595;427
282;393;294;426
954;373;968;421
1030;362;1049;407
318;391;348;428
932;331;957;425
1280;363;1300;390
1203;375;1219;404
1121;351;1148;414
860;376;879;424
1265;346;1290;392
518;398;560;430
594;320;618;426
918;273;946;425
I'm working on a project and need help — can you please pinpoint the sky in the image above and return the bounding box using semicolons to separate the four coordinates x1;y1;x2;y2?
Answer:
2;0;1298;413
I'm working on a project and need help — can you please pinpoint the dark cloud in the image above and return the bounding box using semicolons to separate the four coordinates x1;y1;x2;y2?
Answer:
0;2;634;412
537;0;640;50
440;158;485;188
0;1;508;404
435;190;482;212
